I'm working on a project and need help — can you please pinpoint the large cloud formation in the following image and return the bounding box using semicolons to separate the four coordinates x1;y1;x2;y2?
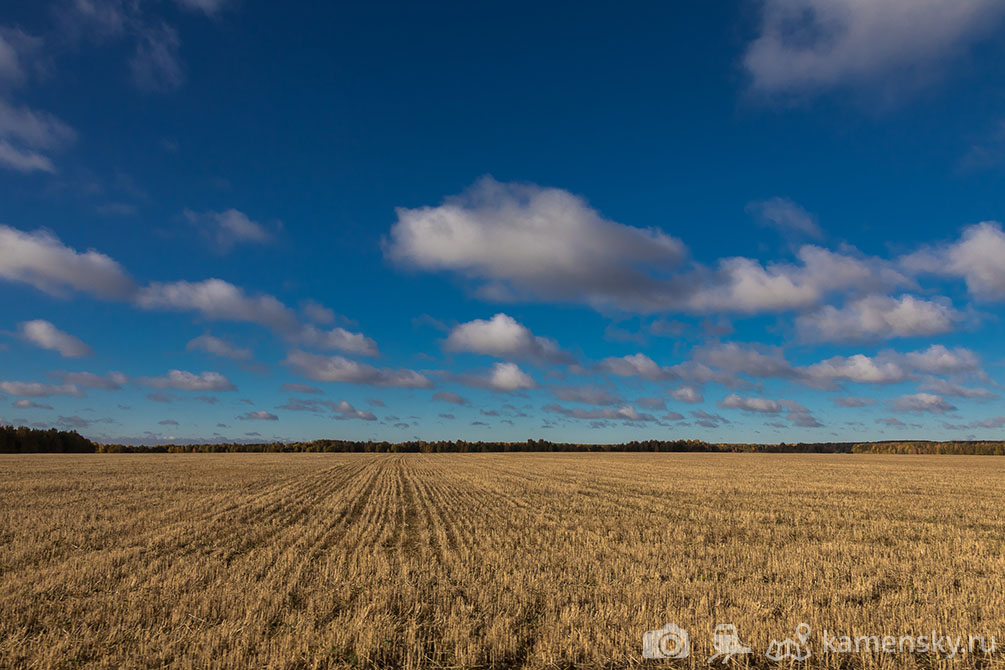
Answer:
386;177;687;311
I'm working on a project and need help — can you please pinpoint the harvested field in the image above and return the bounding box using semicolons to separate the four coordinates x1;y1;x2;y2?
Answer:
1;453;1004;669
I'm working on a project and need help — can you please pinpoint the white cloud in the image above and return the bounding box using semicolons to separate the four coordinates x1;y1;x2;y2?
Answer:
746;197;822;238
804;353;910;385
138;278;378;356
0;101;76;173
904;344;980;375
296;325;379;357
891;393;957;414
598;353;675;381
18;319;92;357
284;350;432;388
796;295;960;342
137;278;298;331
328;400;376;421
12;399;53;409
669;386;704;404
781;399;823;427
186;334;252;360
686;246;907;313
802;345;983;388
184;208;273;252
0;381;81;397
905;222;1005;300
388;180;911;315
444;313;572;363
386;177;686;311
484;362;537;391
692;342;795;378
0;225;135;298
0;27;42;86
544;403;658;422
136;370;236;391
238;410;278;421
718;393;783;414
920;377;996;399
60;371;127;390
302;300;335;324
744;0;1005;96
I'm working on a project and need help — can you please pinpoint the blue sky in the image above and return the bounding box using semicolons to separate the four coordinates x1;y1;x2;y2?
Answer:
3;0;1005;444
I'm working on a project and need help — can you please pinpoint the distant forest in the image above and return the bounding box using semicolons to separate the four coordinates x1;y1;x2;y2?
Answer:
3;424;1005;455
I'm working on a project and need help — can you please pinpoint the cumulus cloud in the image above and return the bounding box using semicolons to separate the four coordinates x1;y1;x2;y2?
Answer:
669;386;704;404
693;342;795;379
743;0;1005;96
386;177;687;311
184;208;273;252
444;313;572;363
388;180;911;316
718;393;783;414
432;391;469;405
0;225;135;298
275;397;375;420
803;345;982;389
136;278;298;331
904;344;980;375
59;371;127;390
186;334;252;360
781;399;824;427
598;353;675;381
796;295;960;342
686;246;907;314
746;197;822;238
328;400;377;421
691;410;731;428
136;370;236;391
296;325;379;356
0;381;80;397
920;377;996;399
12;399;52;409
17;319;92;357
238;410;278;421
903;222;1005;301
804;353;910;386
876;417;909;427
284;350;432;388
890;392;957;414
139;279;377;356
483;362;537;391
544;403;658;423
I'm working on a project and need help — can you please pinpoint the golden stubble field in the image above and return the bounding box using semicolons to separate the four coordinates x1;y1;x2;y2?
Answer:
1;453;1004;669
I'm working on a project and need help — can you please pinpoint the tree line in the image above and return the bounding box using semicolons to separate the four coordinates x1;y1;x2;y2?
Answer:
3;424;1005;455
